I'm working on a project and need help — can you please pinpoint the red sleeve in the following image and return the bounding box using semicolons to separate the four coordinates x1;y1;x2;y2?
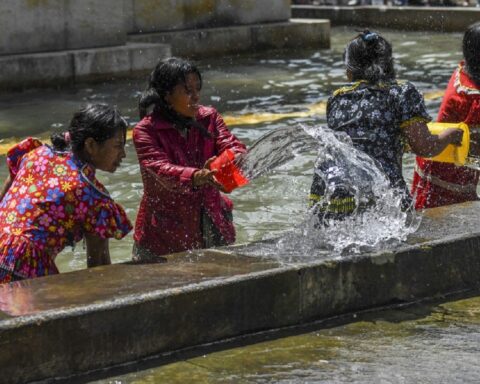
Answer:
213;112;246;155
437;72;469;123
6;137;42;179
133;120;199;194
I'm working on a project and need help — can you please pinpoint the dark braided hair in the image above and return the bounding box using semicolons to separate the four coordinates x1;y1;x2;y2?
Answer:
138;57;210;136
51;104;127;153
463;22;480;87
344;30;396;84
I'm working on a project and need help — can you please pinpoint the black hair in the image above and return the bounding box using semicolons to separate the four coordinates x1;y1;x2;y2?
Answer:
50;103;127;154
344;30;395;84
139;57;205;132
463;22;480;86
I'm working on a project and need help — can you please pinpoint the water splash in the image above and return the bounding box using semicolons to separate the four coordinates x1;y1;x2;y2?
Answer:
235;125;421;260
237;125;318;181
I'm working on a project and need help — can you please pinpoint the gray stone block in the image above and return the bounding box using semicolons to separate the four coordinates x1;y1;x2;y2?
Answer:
129;0;292;33
0;43;170;91
129;20;330;58
292;5;480;32
0;0;128;55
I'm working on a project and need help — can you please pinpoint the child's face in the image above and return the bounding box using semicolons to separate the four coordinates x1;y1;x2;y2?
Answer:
165;73;201;118
86;129;126;173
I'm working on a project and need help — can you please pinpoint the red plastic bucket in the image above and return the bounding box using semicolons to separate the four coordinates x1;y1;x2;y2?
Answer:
209;149;249;193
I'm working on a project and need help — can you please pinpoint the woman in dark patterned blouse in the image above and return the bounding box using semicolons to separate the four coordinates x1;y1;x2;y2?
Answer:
310;30;463;220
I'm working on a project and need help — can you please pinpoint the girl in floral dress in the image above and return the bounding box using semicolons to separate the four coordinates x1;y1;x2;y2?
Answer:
0;104;132;284
310;30;463;220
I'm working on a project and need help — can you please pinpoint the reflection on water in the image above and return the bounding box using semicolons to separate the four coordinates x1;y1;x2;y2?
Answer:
90;295;480;384
0;27;468;272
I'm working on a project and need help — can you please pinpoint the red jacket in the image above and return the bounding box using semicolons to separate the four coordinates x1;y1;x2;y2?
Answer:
133;106;246;256
412;62;480;209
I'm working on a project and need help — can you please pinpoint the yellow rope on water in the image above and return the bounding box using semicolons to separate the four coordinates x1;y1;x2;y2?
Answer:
0;91;444;156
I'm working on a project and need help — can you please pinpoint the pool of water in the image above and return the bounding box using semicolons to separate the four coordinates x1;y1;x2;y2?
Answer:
0;27;467;272
88;294;480;384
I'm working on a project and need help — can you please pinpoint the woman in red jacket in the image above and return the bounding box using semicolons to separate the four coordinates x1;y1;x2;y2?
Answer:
412;23;480;209
133;57;246;259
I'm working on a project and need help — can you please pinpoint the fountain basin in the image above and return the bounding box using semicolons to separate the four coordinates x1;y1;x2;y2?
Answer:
1;202;480;384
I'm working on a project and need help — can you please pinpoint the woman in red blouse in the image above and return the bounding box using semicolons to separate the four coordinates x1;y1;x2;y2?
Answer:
0;104;132;284
412;23;480;209
133;58;246;259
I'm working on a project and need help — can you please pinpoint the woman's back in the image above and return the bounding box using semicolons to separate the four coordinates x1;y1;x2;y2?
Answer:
327;80;430;189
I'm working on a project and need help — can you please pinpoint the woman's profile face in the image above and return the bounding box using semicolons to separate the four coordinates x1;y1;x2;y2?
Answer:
86;129;126;173
165;73;201;118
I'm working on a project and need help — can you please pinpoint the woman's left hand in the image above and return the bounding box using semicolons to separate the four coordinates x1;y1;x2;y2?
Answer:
192;157;226;191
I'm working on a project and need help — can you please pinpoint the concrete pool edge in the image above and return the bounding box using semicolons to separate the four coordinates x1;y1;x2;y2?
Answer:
1;231;480;383
292;5;480;32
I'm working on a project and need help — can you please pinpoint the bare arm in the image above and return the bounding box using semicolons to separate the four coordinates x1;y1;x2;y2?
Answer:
0;175;12;203
85;234;111;268
403;121;463;158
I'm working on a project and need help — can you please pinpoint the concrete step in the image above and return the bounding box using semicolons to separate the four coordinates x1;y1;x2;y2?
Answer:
1;201;480;383
0;42;171;91
292;5;480;32
128;20;331;58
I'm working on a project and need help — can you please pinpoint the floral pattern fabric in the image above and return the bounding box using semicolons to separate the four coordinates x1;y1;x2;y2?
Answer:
0;138;132;282
326;80;431;190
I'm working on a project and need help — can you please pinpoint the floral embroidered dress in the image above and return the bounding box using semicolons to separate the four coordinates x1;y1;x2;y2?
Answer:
0;138;132;283
310;80;431;214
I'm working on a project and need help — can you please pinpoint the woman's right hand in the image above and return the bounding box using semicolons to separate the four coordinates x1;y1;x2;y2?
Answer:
192;157;225;191
438;128;463;146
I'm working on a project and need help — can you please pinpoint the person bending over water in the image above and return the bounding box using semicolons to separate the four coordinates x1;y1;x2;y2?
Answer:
0;104;132;284
310;30;463;220
412;22;480;209
133;57;246;259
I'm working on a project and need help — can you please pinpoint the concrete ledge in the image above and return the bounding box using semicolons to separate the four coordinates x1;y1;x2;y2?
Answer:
292;5;480;32
1;202;480;383
0;43;171;91
128;20;331;58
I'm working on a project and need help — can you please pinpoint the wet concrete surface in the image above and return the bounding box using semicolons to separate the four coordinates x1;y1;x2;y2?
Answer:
0;250;279;317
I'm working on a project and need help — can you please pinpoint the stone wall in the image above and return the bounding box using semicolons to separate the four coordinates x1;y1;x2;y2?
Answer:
127;0;291;34
0;0;127;55
0;0;292;56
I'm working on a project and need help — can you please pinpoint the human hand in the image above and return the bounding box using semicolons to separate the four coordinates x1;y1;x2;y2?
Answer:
439;128;463;146
192;156;226;191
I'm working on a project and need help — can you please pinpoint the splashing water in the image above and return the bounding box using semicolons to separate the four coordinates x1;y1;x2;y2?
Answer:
235;125;421;260
237;125;319;181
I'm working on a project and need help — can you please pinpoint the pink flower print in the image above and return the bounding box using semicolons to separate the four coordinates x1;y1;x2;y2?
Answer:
38;214;52;227
19;185;27;195
48;178;59;188
75;202;88;219
49;204;65;219
34;157;49;173
57;227;65;236
96;226;107;238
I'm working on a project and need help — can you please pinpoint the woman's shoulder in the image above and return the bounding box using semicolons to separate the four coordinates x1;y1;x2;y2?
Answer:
387;80;422;99
332;80;369;97
454;62;480;96
196;105;217;119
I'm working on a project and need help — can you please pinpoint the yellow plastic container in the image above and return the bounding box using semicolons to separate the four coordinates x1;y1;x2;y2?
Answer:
425;122;470;165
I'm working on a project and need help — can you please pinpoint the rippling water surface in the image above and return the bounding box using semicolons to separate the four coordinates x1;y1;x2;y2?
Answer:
90;294;480;384
2;26;479;384
0;27;465;271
